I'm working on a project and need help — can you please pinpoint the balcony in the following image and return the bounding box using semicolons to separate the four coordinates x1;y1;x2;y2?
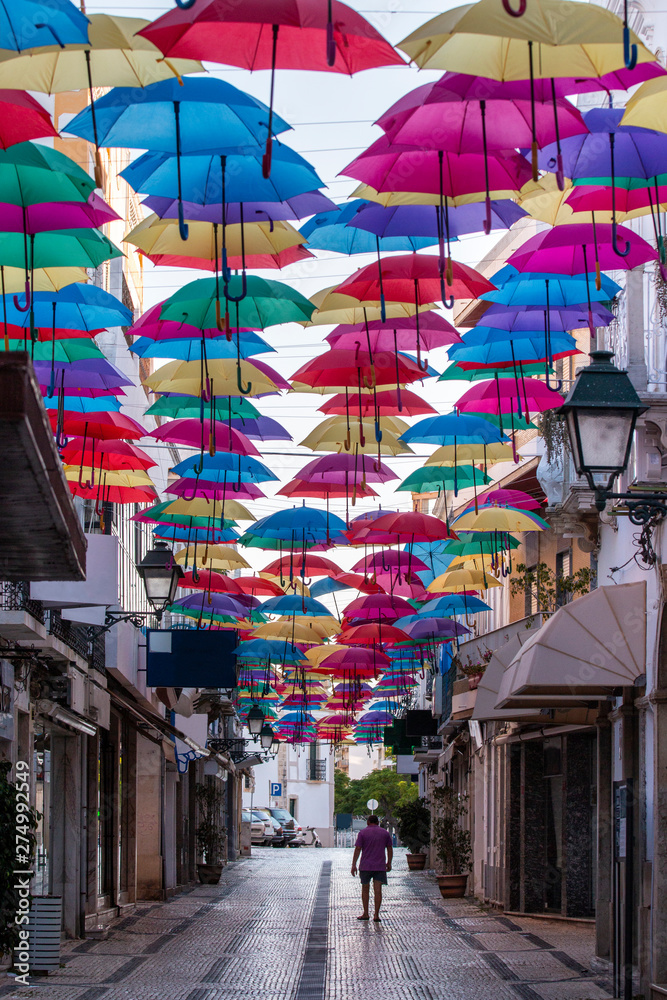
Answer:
308;759;327;781
0;582;92;668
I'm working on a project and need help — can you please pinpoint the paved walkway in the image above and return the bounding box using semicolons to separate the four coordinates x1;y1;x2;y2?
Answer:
1;850;613;1000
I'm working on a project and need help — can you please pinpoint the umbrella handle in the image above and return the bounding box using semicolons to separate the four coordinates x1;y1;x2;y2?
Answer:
237;364;252;395
442;294;454;310
215;299;226;333
483;195;492;236
556;153;565;192
544;371;563;392
374;420;382;444
174;0;198;9
224;270;248;303
13;282;30;312
327;0;336;66
418;356;429;373
178;200;189;242
623;25;638;70
501;0;527;14
612;221;631;258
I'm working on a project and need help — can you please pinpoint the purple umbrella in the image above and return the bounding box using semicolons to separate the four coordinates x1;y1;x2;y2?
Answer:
296;454;399;485
481;302;615;332
230;415;292;441
143;191;337;223
166;477;265;502
538;107;667;258
399;618;470;641
33;358;134;396
507;223;657;278
172;592;253;616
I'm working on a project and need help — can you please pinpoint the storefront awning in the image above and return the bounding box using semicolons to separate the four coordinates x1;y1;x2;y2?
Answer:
496;582;646;708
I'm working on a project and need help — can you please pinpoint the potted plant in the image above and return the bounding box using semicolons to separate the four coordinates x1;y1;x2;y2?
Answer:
194;782;226;884
431;785;472;899
395;797;431;871
460;649;493;689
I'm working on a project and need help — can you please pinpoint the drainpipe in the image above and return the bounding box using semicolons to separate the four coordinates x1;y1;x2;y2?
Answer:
79;734;88;939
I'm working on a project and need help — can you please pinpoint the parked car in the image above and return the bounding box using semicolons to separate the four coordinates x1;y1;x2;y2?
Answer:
253;808;286;847
251;810;274;846
243;810;268;846
262;807;301;844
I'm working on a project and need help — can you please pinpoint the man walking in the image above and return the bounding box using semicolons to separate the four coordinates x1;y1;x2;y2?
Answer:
351;815;393;921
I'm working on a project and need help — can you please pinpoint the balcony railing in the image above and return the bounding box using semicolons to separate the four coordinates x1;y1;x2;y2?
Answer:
308;759;327;781
0;580;44;623
46;610;90;661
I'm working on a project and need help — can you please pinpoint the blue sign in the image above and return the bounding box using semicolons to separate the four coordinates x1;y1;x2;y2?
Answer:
270;782;282;797
146;629;237;688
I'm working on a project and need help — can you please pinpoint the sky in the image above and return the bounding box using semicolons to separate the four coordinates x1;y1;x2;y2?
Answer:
77;0;506;547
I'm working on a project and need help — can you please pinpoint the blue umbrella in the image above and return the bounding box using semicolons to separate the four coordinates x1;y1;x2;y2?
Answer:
239;506;347;548
153;525;240;544
310;577;354;599
143;190;336;224
236;638;304;663
400;412;507;445
130;332;274;361
3;1;89;50
300;200;439;254
0;283;132;331
171;453;278;483
420;595;492;616
481;267;621;307
66;78;291;241
402;540;455;586
445;332;579;370
42;394;121;413
257;595;332;618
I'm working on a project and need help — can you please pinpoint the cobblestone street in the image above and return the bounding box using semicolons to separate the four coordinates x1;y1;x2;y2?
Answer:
0;851;613;1000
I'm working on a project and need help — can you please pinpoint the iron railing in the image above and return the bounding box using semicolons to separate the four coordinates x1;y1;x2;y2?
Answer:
0;580;45;623
308;759;327;781
46;610;91;660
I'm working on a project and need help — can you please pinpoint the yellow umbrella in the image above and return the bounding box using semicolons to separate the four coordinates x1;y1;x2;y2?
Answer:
301;286;437;327
0;14;203;91
304;644;348;667
251;620;331;643
0;266;87;295
447;552;498;570
399;0;654;76
156;497;255;522
453;508;547;532
353;183;522;208
124;215;306;264
299;415;412;455
63;467;155;488
427;568;503;592
620;77;667;132
174;545;250;572
143;358;277;397
426;442;515;466
260;574;311;597
520;174;667;226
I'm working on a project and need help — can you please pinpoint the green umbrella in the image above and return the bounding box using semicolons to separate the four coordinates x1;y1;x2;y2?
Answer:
440;363;554;382
0;143;95;206
442;531;520;554
464;409;537;431
0;229;123;270
139;506;238;531
0;338;103;362
396;465;492;493
145;395;261;420
160;275;315;331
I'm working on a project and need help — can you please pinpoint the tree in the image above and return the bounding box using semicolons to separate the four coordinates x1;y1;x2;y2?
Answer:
334;767;418;832
510;561;591;614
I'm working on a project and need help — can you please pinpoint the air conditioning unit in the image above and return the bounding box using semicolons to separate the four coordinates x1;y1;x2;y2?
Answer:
27;896;62;972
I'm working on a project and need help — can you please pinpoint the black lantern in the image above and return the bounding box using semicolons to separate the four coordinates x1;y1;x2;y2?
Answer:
260;722;275;751
247;704;264;737
136;541;184;619
558;351;648;496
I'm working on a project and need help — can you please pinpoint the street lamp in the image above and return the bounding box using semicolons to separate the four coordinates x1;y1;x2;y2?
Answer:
136;541;184;620
260;722;275;751
247;704;265;737
558;350;666;526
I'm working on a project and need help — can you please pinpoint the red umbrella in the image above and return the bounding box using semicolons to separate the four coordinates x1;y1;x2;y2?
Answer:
319;389;437;418
290;347;426;389
277;479;379;500
338;623;412;646
47;410;147;441
149;419;261;456
348;510;458;545
60;438;156;472
315;647;390;674
236;576;286;597
343;593;415;621
262;553;341;578
333;573;383;595
337;253;494;311
0;90;58;148
178;569;244;594
139;0;402;176
68;483;157;503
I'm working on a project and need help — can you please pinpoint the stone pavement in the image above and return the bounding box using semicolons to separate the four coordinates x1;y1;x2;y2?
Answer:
0;849;613;1000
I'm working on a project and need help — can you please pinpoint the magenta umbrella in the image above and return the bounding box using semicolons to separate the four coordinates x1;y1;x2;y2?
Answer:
166;477;265;501
352;550;429;576
343;593;415;622
149;419;261;456
342;134;532;202
295;454;399;484
507;224;657;279
473;487;543;511
0;193;120;233
377;78;587;191
455;377;564;421
129;303;259;342
326;311;461;355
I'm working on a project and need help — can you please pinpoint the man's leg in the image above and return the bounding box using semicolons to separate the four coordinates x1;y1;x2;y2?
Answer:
360;882;370;918
373;879;383;920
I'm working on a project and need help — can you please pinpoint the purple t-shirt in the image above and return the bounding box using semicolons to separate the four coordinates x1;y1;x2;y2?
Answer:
355;825;392;870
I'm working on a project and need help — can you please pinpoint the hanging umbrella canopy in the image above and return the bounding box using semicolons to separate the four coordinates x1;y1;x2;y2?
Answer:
0;266;87;296
0;227;123;271
455;377;564;415
174;544;252;572
171;452;278;484
507;223;657;273
135;497;254;524
261;554;342;579
310;574;383;599
420;594;492;615
396;464;492;493
341;135;532;201
425;441;514;465
34;357;133;391
300;199;438;255
236;576;286;597
0;283;132;331
299;416;411;456
0;90;58;148
130;333;274;361
124;214;307;263
257;595;332;618
349;511;458;545
64;466;155;489
319;390;437;418
336;253;494;306
159;275;315;330
479;301;614;333
149;420;261;456
481;265;621;306
239;506;348;548
398;0;655;76
290;348;430;390
0;15;203;91
0;194;120;233
277;479;378;500
338;623;412;647
352;550;430;576
47;409;145;440
343;594;416;622
453;507;549;532
347;199;526;241
394;616;470;640
292;454;399;486
302;285;437;327
142;358;279;397
145;395;260;420
564;184;667;222
621;76;667;131
447;333;580;370
165;477;266;502
177;568;245;595
0;0;90;50
60;438;156;471
236;638;304;662
143;190;335;224
326;312;460;353
426;568;502;592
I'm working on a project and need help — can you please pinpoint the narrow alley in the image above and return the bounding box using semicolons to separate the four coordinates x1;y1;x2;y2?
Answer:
0;851;613;1000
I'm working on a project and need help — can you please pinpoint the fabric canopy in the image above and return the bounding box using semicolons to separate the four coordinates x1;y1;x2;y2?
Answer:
496;583;646;708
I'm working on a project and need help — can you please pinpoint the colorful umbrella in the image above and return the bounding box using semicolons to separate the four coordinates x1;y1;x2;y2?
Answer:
0;0;90;50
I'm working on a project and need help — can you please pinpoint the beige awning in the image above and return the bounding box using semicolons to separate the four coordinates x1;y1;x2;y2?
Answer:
496;582;646;708
472;632;538;721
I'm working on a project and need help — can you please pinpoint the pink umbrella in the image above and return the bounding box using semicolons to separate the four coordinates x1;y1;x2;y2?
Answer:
295;454;399;484
326;311;462;358
149;419;261;456
343;593;415;622
472;487;544;511
455;377;564;421
129;303;260;342
507;224;657;276
352;550;429;575
341;134;532;201
166;478;265;501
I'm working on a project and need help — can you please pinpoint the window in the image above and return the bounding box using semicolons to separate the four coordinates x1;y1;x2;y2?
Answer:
525;564;538;616
556;550;572;608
